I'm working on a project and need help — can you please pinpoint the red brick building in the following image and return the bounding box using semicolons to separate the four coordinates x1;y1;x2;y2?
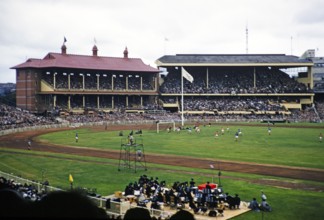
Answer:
11;44;159;114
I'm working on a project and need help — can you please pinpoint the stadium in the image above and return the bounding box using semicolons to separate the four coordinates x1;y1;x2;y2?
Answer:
1;43;324;219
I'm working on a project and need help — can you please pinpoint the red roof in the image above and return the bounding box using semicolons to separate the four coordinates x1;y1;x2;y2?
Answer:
11;52;158;73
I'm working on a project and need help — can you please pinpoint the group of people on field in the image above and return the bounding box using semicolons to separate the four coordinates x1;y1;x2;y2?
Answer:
248;191;272;212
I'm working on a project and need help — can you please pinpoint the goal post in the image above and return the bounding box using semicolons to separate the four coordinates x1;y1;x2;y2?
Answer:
156;120;176;133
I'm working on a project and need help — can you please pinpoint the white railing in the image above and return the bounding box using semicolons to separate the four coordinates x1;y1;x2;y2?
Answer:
0;118;272;137
0;170;62;193
1;116;321;137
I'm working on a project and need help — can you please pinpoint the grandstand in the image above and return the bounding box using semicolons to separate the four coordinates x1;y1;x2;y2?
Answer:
10;43;321;122
11;44;159;114
156;54;314;120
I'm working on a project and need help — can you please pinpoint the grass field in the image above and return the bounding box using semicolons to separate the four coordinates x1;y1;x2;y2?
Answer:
1;123;324;219
37;123;324;169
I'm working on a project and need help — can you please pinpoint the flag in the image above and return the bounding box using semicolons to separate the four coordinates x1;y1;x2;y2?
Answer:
159;67;169;76
69;174;73;183
64;37;67;43
182;67;194;83
209;164;214;169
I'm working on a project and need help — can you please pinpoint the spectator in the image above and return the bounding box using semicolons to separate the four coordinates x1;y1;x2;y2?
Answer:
261;191;267;201
260;199;272;212
0;188;31;218
248;197;260;211
234;194;241;209
123;207;151;220
170;209;195;220
35;190;108;219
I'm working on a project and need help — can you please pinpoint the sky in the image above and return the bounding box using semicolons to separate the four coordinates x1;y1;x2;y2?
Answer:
1;0;324;83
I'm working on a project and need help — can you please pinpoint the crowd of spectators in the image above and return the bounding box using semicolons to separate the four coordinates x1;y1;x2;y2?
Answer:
181;97;284;112
55;73;68;89
42;72;155;91
1;101;321;131
315;100;324;120
160;68;310;94
0;176;108;219
1;66;323;131
1;172;270;219
62;111;181;124
36;66;319;125
118;175;242;219
0;176;46;203
0;104;58;131
288;107;320;123
0;175;212;219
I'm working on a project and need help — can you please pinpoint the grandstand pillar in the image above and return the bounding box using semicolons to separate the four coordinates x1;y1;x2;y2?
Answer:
97;74;100;90
53;95;57;107
53;72;57;89
82;74;85;90
308;67;313;89
154;76;157;90
97;96;100;109
206;67;209;89
68;73;71;90
111;75;114;91
112;96;114;109
68;95;71;110
253;67;256;88
83;95;85;108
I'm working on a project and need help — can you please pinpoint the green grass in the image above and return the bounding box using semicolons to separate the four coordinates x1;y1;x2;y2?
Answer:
0;149;324;220
37;124;324;169
2;123;324;220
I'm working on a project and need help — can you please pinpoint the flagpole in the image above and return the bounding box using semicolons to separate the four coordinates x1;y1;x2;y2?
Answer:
181;67;184;126
181;67;193;127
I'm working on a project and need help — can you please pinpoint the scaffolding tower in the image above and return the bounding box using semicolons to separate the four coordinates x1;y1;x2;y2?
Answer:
118;137;147;173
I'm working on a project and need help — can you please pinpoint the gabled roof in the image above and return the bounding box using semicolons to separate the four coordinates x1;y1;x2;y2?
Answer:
156;54;313;67
11;52;158;73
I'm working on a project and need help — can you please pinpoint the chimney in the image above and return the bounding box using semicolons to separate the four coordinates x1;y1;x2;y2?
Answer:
123;47;128;58
61;44;67;54
92;45;98;56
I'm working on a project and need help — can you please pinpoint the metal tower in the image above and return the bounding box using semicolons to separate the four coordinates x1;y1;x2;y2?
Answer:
118;137;147;173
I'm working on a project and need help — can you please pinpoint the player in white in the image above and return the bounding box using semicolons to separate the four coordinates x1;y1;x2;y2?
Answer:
27;140;32;150
319;133;323;142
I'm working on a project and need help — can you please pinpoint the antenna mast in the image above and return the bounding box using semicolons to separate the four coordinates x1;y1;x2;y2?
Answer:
246;24;249;54
290;36;293;55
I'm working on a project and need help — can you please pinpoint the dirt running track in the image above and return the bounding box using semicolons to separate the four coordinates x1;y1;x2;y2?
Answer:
1;125;324;191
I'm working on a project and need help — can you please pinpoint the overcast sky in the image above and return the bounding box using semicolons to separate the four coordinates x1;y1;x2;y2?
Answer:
1;0;324;83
